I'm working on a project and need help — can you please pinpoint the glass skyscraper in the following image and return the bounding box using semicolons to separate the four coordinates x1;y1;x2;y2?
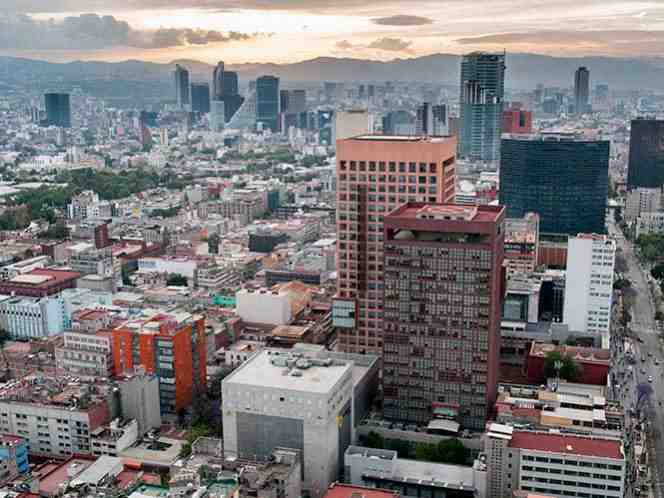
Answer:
627;118;664;188
191;83;210;114
500;134;609;235
459;52;506;161
256;75;280;132
44;93;71;128
174;64;190;109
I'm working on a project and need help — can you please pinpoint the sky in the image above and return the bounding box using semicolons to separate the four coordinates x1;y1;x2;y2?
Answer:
1;0;664;64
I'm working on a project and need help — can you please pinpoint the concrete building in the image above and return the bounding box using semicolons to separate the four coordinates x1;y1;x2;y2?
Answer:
574;67;590;113
117;372;162;435
504;213;540;274
0;294;66;339
381;203;505;430
636;211;664;237
112;310;206;414
174;64;190;110
627;118;664;188
624;187;662;222
0;268;80;298
334;135;457;356
210;100;225;132
0;255;53;280
485;424;625;498
222;344;379;498
344;446;486;498
335;110;370;141
138;257;197;279
0;377;111;457
90;418;138;457
563;234;615;348
236;284;311;326
69;244;115;278
55;330;114;377
502;108;532;134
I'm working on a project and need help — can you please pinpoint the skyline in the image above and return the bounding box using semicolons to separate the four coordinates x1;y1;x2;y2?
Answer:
0;1;663;63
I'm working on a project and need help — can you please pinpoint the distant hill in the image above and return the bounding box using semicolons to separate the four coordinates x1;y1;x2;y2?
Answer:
1;53;663;91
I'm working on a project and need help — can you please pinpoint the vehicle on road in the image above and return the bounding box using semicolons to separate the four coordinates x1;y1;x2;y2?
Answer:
642;368;647;375
656;359;661;366
648;375;654;383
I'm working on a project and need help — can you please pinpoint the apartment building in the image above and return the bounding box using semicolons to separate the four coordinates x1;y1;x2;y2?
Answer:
381;203;505;430
504;213;540;274
333;135;457;356
55;330;114;377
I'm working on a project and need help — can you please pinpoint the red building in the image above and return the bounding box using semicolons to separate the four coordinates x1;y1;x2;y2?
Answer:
324;484;399;498
0;268;80;297
112;311;206;414
94;222;110;249
502;108;533;134
382;203;505;430
333;135;457;356
526;343;610;385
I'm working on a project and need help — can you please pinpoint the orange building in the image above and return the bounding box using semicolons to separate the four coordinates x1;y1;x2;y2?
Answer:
112;311;206;414
333;135;457;356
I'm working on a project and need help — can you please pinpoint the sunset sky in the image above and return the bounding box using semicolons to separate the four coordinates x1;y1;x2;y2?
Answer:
1;0;664;63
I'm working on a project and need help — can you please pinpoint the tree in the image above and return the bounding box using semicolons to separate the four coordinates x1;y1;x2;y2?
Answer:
121;266;133;286
613;278;632;290
656;311;664;322
365;431;384;449
415;442;437;461
166;273;188;287
0;329;8;348
544;351;578;381
435;439;469;464
652;263;664;281
386;439;411;458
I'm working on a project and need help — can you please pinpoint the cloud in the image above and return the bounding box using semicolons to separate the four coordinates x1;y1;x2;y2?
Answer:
335;40;354;50
371;15;434;26
368;37;413;52
0;13;257;50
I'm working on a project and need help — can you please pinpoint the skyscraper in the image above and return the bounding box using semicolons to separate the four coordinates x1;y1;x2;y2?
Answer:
333;135;457;356
174;64;190;109
44;93;71;128
574;66;590;114
499;133;609;235
416;103;448;136
627;118;664;188
382;203;505;429
459;52;506;161
191;82;211;113
210;101;225;132
256;76;280;131
222;71;239;96
212;61;225;100
280;90;290;113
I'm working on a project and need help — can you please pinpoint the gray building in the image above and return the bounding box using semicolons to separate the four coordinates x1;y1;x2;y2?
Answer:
222;344;378;498
256;76;280;132
574;66;590;114
459;52;505;161
174;64;190;109
118;372;161;436
213;61;225;100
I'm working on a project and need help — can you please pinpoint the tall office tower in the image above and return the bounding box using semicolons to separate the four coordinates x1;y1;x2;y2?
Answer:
381;203;505;429
290;90;307;113
222;71;239;96
174;64;190;109
44;93;71;128
256;76;280;131
458;52;506;161
280;90;290;113
333;135;457;356
210;101;225;132
212;61;225;100
563;234;616;348
500;133;609;235
502;107;532;134
191;82;211;113
627;119;664;188
431;104;448;135
574;66;590;114
416;103;448;136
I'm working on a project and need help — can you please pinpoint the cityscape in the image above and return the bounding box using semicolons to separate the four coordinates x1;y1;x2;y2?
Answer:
0;3;663;498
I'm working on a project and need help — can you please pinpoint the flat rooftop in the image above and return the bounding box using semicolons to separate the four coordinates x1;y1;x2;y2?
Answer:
324;484;398;498
510;431;623;460
388;202;504;224
352;135;450;142
529;343;611;365
224;349;352;394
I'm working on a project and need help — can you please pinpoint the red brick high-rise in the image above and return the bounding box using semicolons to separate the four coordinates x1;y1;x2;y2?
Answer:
381;203;505;430
333;135;457;355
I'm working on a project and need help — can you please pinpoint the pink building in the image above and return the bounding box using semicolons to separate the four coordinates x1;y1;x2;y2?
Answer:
333;135;457;355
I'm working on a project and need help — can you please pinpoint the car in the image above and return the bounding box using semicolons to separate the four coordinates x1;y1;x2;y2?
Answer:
637;337;644;343
642;369;647;375
656;360;661;366
648;352;653;357
648;376;654;383
642;357;646;362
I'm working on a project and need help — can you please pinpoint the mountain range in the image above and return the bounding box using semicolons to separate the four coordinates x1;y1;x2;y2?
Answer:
1;53;663;91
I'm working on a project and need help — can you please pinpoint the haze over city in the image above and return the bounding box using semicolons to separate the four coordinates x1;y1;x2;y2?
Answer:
2;0;664;63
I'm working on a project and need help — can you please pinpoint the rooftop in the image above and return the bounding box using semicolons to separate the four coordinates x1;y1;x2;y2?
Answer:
224;347;352;394
529;343;611;365
3;268;80;288
351;134;451;142
509;431;624;460
387;202;504;224
324;484;399;498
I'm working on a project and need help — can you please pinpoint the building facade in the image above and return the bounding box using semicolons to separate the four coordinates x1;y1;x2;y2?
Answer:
636;211;664;237
333;135;457;356
174;64;190;110
381;203;505;430
574;66;590;113
563;234;616;348
0;295;66;339
256;76;280;132
191;83;211;114
500;134;609;235
627;119;664;188
0;435;28;484
44;93;71;128
504;213;540;274
624;187;662;222
459;52;506;161
55;330;114;377
502;108;533;134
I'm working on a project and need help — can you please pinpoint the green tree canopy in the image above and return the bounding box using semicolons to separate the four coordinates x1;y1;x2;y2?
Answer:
166;273;188;287
544;351;578;381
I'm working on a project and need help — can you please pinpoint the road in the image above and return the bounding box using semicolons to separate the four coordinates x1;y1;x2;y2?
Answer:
610;220;664;497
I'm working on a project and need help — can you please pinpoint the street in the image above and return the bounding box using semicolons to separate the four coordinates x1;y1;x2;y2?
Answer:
610;220;664;498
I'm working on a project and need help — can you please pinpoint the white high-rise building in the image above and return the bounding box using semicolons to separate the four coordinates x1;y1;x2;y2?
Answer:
624;187;662;222
563;234;616;348
210;100;225;132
